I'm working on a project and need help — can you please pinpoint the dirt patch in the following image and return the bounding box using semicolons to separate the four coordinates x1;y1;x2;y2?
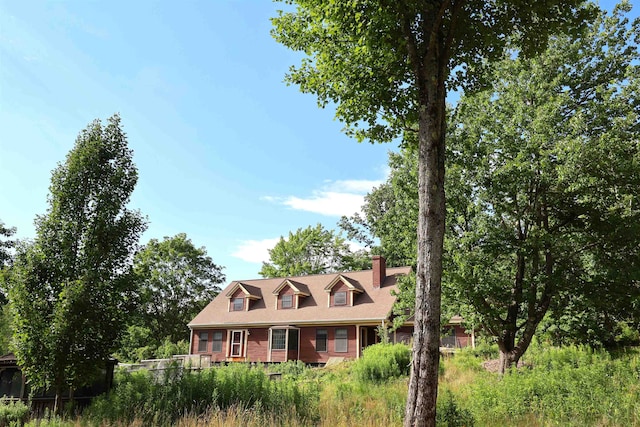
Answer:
482;359;528;373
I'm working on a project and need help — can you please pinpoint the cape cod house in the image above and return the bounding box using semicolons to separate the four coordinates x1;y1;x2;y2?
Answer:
188;256;472;365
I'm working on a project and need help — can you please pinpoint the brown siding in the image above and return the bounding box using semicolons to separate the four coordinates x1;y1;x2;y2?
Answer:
299;326;357;363
246;328;269;362
394;326;413;345
191;329;228;362
454;325;471;347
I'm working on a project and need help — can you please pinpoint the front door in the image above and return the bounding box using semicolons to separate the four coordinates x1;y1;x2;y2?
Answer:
230;330;245;358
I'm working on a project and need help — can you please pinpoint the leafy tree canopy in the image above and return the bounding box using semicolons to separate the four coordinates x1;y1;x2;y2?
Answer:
273;1;592;424
260;224;369;278
133;233;225;345
346;3;640;371
0;220;16;268
7;114;146;411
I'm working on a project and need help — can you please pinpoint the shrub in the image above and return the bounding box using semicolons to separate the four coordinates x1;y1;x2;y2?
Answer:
0;397;29;427
436;391;475;427
352;343;411;383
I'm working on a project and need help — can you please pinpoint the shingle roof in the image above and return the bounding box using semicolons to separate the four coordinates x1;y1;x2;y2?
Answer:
189;266;411;328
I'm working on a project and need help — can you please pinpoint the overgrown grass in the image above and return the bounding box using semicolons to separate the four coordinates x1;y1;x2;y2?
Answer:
464;344;640;426
20;343;640;426
83;363;319;426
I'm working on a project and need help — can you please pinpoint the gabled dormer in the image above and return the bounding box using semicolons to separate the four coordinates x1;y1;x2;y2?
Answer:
225;282;262;312
324;275;364;307
272;279;310;309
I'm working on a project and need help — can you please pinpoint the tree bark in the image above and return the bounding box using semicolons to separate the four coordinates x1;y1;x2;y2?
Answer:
404;49;447;427
54;384;62;416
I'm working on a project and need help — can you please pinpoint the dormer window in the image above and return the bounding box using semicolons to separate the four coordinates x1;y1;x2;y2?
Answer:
225;282;262;312
324;275;364;307
272;279;310;310
232;298;244;311
282;294;293;309
334;291;347;306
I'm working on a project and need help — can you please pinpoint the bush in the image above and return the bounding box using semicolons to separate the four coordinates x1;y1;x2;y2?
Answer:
437;391;475;427
0;397;29;427
352;343;411;383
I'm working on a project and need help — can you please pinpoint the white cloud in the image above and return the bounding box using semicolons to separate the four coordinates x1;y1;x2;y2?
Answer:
266;178;385;217
324;179;383;193
231;238;280;264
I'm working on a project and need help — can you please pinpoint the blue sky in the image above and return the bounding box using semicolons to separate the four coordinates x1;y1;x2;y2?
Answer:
0;0;634;284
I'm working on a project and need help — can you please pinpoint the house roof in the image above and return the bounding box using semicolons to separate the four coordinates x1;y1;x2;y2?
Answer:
272;279;311;296
225;282;262;300
189;266;412;328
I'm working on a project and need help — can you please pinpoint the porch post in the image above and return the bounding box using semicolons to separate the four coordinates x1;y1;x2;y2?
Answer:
284;328;289;362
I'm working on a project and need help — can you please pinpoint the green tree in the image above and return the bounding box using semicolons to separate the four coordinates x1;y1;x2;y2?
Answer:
272;2;590;424
133;233;225;345
0;220;17;308
8;114;146;413
0;221;16;268
260;224;368;278
340;148;419;268
445;4;640;372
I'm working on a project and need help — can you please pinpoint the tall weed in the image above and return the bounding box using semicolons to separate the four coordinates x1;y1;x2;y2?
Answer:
84;364;319;426
468;345;640;425
352;343;411;383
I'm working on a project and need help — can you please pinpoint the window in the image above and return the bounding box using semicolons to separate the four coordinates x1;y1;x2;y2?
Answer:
272;329;286;350
335;328;348;353
316;329;328;352
212;331;223;352
232;297;244;311
198;332;209;352
281;294;293;309
334;291;347;306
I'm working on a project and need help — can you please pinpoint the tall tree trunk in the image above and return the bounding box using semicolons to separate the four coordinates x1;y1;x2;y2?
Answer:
404;52;447;427
54;384;62;416
497;338;521;374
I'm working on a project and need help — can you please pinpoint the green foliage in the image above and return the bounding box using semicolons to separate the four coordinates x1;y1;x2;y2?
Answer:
352;343;411;383
115;327;189;363
273;1;592;422
446;4;640;365
0;397;29;427
436;391;475;427
154;338;188;359
7;114;147;401
0;221;16;269
467;345;640;425
266;360;308;378
260;224;369;278
85;364;319;426
341;148;419;268
132;233;225;345
615;322;640;346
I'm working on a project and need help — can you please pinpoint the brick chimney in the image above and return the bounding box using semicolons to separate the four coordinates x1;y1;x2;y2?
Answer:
372;255;386;289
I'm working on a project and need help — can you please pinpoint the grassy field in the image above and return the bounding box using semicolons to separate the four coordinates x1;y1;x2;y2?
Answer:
10;343;640;426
